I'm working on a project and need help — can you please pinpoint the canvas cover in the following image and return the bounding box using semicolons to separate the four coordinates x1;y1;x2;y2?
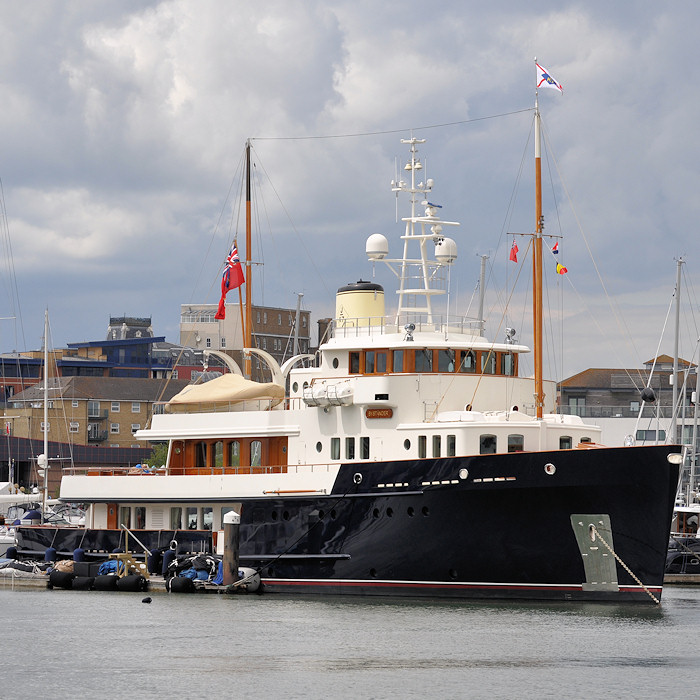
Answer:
166;373;284;410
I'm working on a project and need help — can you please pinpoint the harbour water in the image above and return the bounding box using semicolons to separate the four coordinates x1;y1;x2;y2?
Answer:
1;585;699;699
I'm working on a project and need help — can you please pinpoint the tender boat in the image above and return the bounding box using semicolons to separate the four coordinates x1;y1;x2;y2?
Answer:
54;97;681;602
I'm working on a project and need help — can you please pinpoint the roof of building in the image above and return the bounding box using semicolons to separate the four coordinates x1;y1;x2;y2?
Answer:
11;376;191;403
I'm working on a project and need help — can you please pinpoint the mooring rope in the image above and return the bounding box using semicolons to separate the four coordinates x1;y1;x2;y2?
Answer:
590;525;660;605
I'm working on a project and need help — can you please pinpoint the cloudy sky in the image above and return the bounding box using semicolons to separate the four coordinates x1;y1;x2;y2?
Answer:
0;1;698;380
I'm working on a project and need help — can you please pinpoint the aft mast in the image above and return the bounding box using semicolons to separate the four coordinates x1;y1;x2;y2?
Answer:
244;139;253;377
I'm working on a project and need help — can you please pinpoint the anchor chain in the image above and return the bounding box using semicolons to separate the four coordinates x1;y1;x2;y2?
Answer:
590;525;660;605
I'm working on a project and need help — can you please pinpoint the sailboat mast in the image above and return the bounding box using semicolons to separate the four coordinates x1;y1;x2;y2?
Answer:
534;95;544;419
244;139;253;377
41;309;49;522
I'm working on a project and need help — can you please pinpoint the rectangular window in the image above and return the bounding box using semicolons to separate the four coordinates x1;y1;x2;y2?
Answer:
186;507;198;529
559;436;572;450
40;421;50;433
110;423;120;434
206;338;211;348
459;350;476;373
221;337;226;348
432;435;441;458
135;506;146;529
111;402;120;412
131;402;140;413
263;312;267;323
480;434;497;454
447;434;456;457
360;436;370;460
257;311;261;323
69;422;79;433
72;400;79;408
418;435;427;459
630;401;640;413
365;351;375;373
481;352;496;374
507;434;524;452
201;507;213;530
392;350;404;372
415;349;433;372
349;352;360;374
119;506;131;529
437;349;455;372
170;507;182;530
345;437;355;460
376;351;387;373
131;424;140;432
331;437;340;460
278;313;282;325
502;353;515;376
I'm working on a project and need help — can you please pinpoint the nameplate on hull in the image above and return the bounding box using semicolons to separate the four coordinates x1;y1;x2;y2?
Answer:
366;408;393;419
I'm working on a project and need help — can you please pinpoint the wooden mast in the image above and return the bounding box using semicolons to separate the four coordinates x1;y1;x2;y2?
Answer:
244;139;252;377
533;93;544;419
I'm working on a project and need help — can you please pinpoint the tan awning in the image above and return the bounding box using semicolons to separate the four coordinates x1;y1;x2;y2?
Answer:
166;374;284;411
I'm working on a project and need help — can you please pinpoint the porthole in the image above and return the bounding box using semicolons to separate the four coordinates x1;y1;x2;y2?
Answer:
292;381;298;392
386;507;394;518
270;511;278;521
373;508;380;518
318;510;325;520
316;441;322;453
422;506;430;517
404;439;411;450
282;510;290;521
330;509;337;520
407;507;415;517
458;468;469;480
369;568;377;578
544;463;556;475
448;568;458;580
332;358;339;369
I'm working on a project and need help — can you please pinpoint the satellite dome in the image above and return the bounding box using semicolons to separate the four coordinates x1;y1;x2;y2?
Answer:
435;237;457;263
366;233;389;260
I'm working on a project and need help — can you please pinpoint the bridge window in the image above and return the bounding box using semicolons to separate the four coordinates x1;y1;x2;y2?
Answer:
392;350;404;372
365;350;375;373
349;352;360;374
437;349;455;372
447;434;456;456
559;435;572;450
502;353;516;376
418;435;427;459
415;349;433;372
432;435;441;457
481;352;497;375
459;350;476;373
345;437;355;460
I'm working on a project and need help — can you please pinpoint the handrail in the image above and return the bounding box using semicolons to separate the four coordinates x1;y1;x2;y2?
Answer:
120;524;152;557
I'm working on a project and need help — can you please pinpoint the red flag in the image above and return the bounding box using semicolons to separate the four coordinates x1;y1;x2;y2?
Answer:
509;239;518;263
215;244;245;320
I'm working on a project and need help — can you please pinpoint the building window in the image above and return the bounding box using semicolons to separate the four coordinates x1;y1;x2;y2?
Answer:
72;400;79;408
257;311;261;323
206;338;211;348
221;337;226;348
110;423;120;434
69;422;79;433
111;402;120;412
480;434;497;454
263;312;267;323
131;402;140;413
568;397;585;417
360;436;370;460
630;401;640;413
278;313;282;325
302;316;307;327
345;437;355;460
331;437;340;460
131;424;140;432
40;421;50;433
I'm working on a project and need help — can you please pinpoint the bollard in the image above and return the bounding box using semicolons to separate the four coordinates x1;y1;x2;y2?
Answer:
222;510;241;586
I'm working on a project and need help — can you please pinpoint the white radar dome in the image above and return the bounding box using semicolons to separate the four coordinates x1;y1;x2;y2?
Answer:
435;237;457;263
366;233;389;260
